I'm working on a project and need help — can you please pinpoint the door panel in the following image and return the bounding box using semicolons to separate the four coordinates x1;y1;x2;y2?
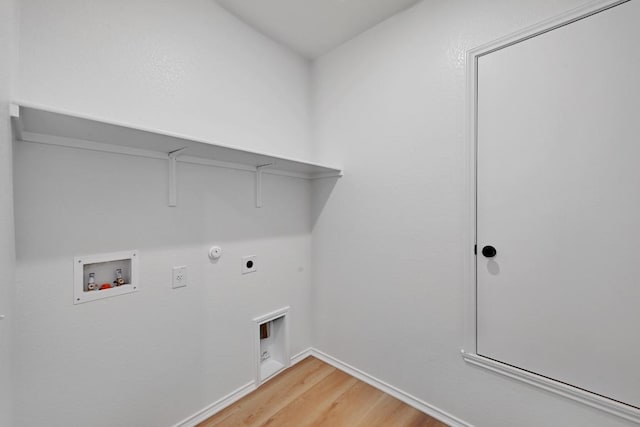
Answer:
476;0;640;407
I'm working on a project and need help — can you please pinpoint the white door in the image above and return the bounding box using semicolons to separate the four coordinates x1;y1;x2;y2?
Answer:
476;0;640;408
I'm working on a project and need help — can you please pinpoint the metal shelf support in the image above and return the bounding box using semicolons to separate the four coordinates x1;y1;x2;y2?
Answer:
168;148;187;207
255;163;274;208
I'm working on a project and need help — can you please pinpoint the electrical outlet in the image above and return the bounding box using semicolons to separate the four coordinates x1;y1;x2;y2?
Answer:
172;266;188;288
242;255;257;274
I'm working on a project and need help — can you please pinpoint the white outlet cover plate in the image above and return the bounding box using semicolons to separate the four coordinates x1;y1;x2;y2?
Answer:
172;266;188;288
242;255;257;274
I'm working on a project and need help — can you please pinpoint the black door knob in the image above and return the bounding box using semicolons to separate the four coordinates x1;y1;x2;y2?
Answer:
482;245;497;258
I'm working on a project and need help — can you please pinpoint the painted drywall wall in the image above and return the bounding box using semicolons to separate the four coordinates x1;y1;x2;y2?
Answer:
15;0;636;426
14;0;314;426
0;0;17;425
310;1;636;426
13;143;313;426
17;0;312;161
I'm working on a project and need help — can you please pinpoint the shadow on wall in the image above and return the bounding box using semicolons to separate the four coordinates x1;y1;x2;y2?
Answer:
13;142;313;262
311;177;339;229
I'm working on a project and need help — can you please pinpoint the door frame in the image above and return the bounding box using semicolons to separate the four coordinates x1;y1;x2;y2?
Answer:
461;0;640;422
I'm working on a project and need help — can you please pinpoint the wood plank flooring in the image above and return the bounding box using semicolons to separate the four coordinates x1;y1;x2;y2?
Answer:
198;356;447;427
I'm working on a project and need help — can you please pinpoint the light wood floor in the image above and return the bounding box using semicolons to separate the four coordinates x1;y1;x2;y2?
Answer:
198;356;447;427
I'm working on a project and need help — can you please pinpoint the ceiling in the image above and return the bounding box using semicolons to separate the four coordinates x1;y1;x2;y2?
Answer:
216;0;421;58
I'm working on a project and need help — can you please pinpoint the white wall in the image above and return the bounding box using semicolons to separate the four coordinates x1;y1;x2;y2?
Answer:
0;0;17;425
14;1;314;426
18;0;312;161
15;1;638;426
14;144;313;426
310;1;636;426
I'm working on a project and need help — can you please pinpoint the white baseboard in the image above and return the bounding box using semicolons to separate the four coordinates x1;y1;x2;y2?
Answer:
171;381;256;427
172;348;313;427
290;347;313;365
310;349;473;427
173;347;471;427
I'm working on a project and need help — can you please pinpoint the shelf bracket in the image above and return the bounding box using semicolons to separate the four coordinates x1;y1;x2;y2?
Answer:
10;104;23;141
168;148;187;207
255;163;274;208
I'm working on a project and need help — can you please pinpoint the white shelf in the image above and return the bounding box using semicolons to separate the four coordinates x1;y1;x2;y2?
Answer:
10;102;343;207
